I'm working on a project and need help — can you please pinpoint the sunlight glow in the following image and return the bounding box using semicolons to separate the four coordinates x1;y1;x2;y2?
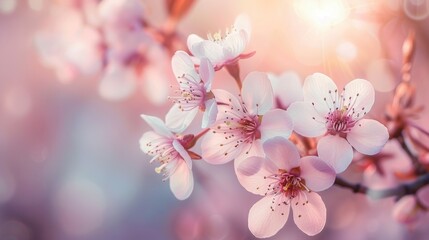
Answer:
293;0;350;29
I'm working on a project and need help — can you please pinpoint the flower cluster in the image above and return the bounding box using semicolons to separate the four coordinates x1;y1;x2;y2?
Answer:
139;14;394;237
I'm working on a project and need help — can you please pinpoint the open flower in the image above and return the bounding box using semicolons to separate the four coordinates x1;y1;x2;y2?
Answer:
237;137;335;237
187;14;253;69
139;114;195;200
166;51;217;132
288;73;389;173
201;72;293;165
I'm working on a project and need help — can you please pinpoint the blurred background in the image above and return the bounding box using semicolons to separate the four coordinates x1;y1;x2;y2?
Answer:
1;0;429;239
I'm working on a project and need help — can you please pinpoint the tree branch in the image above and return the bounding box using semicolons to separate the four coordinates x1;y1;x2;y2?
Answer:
334;173;429;200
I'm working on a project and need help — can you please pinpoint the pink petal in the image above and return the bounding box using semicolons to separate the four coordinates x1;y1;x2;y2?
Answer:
236;156;272;195
299;156;336;192
417;185;429;209
259;109;293;142
342;79;374;120
199;58;214;90
201;98;218;128
201;130;242;164
347;119;389;155
241;72;273;115
165;104;198;133
235;140;265;165
212;89;242;108
234;14;251;39
171;50;199;81
172;139;192;169
141;114;173;137
263;137;300;171
392;195;420;224
292;192;326;236
287;101;327;137
317;135;353;173
268;72;303;108
169;161;194;200
248;195;290;238
303;73;338;116
187;34;204;53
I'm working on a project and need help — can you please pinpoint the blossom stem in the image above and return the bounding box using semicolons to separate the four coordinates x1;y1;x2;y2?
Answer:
225;62;242;90
194;128;210;142
334;173;429;200
397;131;427;175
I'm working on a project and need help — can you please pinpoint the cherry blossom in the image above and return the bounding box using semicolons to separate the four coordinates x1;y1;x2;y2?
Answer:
166;51;217;132
187;14;253;69
139;114;194;200
201;72;293;165
392;186;429;226
268;71;303;110
288;73;389;173
237;137;335;237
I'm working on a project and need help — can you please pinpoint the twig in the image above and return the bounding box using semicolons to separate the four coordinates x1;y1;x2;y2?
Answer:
334;173;429;200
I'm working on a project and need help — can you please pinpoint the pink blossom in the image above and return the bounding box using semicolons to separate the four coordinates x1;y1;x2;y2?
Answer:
201;72;293;165
187;14;253;69
392;194;426;226
237;137;335;237
268;71;303;110
139;114;194;200
288;73;389;173
166;51;217;132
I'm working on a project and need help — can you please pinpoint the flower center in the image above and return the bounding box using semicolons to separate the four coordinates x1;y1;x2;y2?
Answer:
238;115;261;140
262;167;309;200
207;25;237;43
169;74;206;111
326;109;356;135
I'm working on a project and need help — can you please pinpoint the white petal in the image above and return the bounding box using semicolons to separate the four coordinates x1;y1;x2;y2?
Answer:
241;72;273;115
212;89;242;111
171;50;199;81
263;137;300;170
199;58;214;90
248;195;290;238
292;192;326;236
169;161;194;200
202;98;218;128
141;114;173;137
342;79;375;120
234;14;251;39
165;104;198;132
259;109;293;142
317;135;353;173
268;72;303;108
139;131;161;154
303;73;338;116
299;156;336;192
236;156;273;195
192;41;225;66
187;34;204;53
222;30;247;60
201;130;242;164
347;119;389;155
172;139;192;169
287;101;326;137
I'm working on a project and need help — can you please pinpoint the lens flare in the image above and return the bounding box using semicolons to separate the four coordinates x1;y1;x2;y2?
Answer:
293;0;350;29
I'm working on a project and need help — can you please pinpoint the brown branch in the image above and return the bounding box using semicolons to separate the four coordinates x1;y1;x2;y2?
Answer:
334;173;429;200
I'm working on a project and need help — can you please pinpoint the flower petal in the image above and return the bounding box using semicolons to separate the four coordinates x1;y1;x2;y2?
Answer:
259;109;293;142
287;101;326;137
187;34;204;53
141;114;173;137
292;192;326;236
191;40;225;66
268;72;303;109
263;137;300;170
222;30;248;60
171;50;199;81
417;185;429;209
201;130;242;164
299;156;336;192
139;131;162;154
165;103;198;132
392;195;420;225
201;98;218;128
248;195;290;238
169;161;194;200
342;79;374;120
347;119;389;155
172;139;192;169
303;73;338;116
236;156;273;195
317;135;353;173
241;72;273;115
234;14;251;39
199;58;214;90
